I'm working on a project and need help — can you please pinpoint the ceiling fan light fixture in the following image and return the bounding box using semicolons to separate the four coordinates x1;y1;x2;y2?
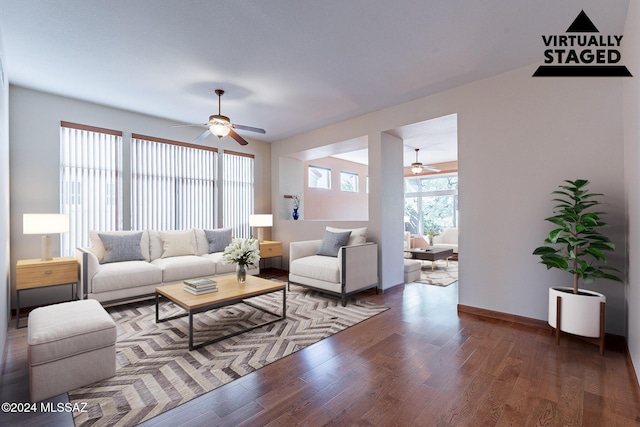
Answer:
209;114;231;137
411;148;423;174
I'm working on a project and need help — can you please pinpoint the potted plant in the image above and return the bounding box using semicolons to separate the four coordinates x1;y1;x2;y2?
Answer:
533;179;622;342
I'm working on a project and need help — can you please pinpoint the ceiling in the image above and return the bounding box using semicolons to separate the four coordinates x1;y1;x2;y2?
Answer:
0;1;630;148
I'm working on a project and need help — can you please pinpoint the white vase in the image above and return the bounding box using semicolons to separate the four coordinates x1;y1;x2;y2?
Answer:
548;286;605;338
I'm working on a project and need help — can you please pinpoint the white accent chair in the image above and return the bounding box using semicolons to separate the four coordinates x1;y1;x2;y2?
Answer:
431;227;458;253
289;228;379;306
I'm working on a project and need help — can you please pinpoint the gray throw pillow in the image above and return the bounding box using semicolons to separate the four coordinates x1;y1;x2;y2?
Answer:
205;228;232;253
98;232;145;264
317;230;352;257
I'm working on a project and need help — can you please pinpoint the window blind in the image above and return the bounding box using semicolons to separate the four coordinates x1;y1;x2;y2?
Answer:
223;150;254;238
60;122;123;255
131;135;217;230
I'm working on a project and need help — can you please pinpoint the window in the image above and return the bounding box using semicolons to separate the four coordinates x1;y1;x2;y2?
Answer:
308;165;331;189
223;151;254;238
340;171;359;192
131;134;217;230
404;174;458;235
60;122;123;256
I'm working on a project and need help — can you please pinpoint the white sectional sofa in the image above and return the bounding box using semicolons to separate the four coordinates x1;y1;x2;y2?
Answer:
76;228;259;303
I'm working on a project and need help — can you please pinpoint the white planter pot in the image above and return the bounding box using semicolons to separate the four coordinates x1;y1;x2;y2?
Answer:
548;287;605;338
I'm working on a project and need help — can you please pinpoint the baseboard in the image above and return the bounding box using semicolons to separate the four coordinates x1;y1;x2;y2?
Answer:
457;304;549;330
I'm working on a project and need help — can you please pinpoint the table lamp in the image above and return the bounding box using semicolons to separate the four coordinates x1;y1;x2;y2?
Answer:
23;213;70;261
249;214;273;242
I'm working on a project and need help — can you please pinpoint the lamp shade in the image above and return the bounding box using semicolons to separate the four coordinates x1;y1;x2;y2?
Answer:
249;214;273;228
23;213;70;234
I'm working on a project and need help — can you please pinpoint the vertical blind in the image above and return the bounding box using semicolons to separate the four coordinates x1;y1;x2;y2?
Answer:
60;122;123;256
223;150;254;238
130;135;217;231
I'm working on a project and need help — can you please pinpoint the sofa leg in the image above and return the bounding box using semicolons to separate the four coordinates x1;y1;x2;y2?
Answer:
341;295;347;307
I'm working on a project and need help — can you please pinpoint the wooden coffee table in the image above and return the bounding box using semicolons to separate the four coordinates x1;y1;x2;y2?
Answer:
155;274;286;350
406;247;454;271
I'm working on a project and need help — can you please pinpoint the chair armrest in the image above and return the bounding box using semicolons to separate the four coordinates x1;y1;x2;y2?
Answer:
289;240;322;263
76;247;99;298
339;242;378;292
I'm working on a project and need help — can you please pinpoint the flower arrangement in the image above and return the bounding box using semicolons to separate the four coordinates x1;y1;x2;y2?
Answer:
221;238;260;267
292;194;301;209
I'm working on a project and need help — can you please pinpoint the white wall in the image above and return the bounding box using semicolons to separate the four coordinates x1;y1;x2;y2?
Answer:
272;63;627;333
624;0;640;376
8;86;272;307
0;25;10;366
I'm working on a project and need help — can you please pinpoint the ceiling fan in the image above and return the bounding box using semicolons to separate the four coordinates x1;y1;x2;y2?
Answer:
173;89;265;146
410;148;440;174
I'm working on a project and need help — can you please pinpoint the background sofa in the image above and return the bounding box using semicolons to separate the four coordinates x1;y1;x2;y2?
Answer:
76;228;259;303
431;227;458;253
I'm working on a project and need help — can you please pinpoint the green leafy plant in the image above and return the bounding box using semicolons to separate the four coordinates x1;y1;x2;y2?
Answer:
533;179;622;294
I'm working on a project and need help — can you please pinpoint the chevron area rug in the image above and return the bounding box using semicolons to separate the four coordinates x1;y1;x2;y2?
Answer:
68;286;388;426
416;260;458;287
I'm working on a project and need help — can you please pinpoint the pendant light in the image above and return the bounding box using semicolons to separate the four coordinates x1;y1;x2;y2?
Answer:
411;148;423;174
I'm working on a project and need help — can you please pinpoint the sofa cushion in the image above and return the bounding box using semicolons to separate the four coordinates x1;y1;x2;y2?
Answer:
91;261;163;294
151;256;216;283
317;230;351;257
290;255;341;283
201;252;236;274
159;230;197;258
149;230;197;260
205;228;232;253
98;232;145;264
90;230;150;262
326;226;367;246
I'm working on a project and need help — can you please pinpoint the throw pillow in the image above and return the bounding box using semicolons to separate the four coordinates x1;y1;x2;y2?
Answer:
159;230;196;258
317;230;352;257
326;226;367;246
205;228;233;253
98;232;145;264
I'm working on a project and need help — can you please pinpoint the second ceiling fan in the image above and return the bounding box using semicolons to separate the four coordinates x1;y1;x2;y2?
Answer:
176;89;265;146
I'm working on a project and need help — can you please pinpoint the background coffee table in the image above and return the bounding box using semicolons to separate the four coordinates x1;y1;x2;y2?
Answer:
405;247;454;271
156;274;286;350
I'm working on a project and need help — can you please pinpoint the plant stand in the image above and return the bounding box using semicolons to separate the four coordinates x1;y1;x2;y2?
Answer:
553;295;606;355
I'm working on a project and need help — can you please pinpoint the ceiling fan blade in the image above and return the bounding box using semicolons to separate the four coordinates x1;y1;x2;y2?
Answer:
193;129;211;144
171;123;207;128
229;129;249;146
424;166;441;172
232;124;266;134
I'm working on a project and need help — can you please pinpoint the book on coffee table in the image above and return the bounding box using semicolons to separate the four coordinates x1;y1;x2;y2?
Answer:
183;284;218;295
184;277;217;288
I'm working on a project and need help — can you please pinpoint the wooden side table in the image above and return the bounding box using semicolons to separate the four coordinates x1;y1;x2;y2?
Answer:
258;241;283;269
15;256;79;328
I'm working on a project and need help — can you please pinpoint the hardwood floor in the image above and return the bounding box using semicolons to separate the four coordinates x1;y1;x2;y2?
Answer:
2;269;639;426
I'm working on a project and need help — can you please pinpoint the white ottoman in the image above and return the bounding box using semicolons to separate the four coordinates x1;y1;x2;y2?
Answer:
28;299;117;402
404;259;422;283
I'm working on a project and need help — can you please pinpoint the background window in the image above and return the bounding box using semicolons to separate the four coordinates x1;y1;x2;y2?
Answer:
308;165;331;189
404;174;458;235
340;171;359;192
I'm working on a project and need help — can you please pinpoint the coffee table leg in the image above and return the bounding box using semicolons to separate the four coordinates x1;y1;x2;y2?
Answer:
189;311;194;351
283;288;287;320
155;292;159;323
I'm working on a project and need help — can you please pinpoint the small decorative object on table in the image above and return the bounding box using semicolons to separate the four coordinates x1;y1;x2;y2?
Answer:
426;228;440;246
222;238;260;283
292;194;301;220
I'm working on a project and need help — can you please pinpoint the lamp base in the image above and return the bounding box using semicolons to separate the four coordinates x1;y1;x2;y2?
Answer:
41;235;53;261
256;228;264;242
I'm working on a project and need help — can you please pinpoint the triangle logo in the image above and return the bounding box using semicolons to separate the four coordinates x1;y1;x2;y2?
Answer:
566;10;599;33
